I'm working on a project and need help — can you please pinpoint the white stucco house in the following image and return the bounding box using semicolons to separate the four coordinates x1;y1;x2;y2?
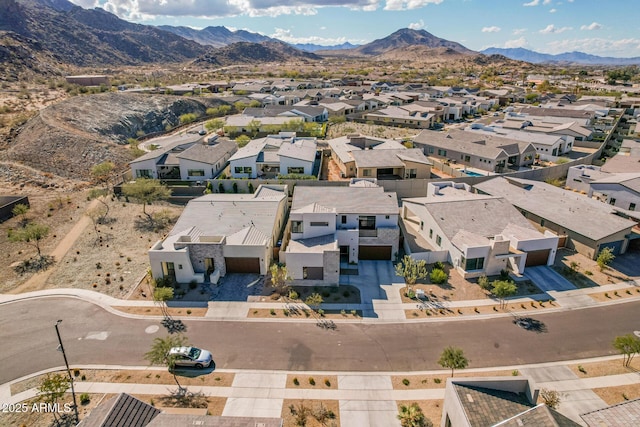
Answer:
148;185;288;284
401;182;559;278
228;132;317;179
282;181;400;285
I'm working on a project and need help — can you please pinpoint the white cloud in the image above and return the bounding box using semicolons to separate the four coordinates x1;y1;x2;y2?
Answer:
409;19;425;30
504;37;529;48
70;0;100;7
523;0;539;6
539;24;572;34
545;37;640;56
270;27;352;45
581;22;603;31
549;8;556;13
384;0;443;11
513;28;527;35
482;26;501;33
543;0;551;4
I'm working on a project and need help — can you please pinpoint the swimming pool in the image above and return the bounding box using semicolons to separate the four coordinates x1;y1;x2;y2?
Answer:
463;170;485;177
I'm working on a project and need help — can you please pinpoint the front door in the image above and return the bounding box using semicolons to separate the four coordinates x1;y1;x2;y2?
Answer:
162;262;176;281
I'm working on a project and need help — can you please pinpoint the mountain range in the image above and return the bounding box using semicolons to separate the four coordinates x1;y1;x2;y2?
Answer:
481;47;640;66
1;0;639;74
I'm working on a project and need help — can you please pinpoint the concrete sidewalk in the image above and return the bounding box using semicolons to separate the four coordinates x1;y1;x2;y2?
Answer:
3;356;638;426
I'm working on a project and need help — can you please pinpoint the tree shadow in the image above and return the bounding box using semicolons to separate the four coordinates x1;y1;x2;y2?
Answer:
13;255;55;275
161;316;187;334
157;389;208;408
513;317;548;333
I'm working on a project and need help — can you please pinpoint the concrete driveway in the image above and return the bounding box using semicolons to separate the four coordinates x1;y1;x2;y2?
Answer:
524;266;577;292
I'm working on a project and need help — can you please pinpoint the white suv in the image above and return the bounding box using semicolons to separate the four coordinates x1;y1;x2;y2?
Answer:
168;346;213;369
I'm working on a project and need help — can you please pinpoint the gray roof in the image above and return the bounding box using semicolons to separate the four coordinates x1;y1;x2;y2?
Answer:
518;107;596;120
148;414;283;427
601;153;640;174
327;135;406;164
277;138;317;162
78;393;160;427
453;383;534;426
230;134;317;163
350;148;431;168
581;398;640;427
291;185;398;215
167;185;286;245
176;139;238;164
474;177;636;241
413;129;535;160
403;194;540;249
591;173;640;193
498;405;581;427
467;127;563;147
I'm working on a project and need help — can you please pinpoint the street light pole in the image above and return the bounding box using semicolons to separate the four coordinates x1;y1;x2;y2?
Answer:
54;320;79;424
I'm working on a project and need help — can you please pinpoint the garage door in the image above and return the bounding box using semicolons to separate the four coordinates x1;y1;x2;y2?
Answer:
225;257;260;273
525;249;550;267
358;245;392;260
598;241;624;256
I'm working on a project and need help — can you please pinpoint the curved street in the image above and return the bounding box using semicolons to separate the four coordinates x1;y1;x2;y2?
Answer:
1;296;638;385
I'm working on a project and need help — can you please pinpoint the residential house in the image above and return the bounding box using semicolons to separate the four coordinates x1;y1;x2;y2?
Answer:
581;398;640;427
148;185;288;284
283;181;400;285
474;177;637;259
328;135;432;179
229;132;317;178
130;135;236;181
441;377;580;427
401;182;558;278
601;140;640;174
242;105;328;123
363;101;441;129
466;124;573;162
412;129;536;173
498;118;592;142
588;173;640;212
565;165;611;194
513;107;596;126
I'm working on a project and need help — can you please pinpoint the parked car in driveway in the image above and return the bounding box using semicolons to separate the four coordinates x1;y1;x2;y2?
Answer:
168;346;212;369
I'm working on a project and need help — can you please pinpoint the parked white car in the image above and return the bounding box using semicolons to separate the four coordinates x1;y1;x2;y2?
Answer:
168;346;212;369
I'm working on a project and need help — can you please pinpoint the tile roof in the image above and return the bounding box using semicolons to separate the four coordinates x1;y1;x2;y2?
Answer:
131;133;202;164
176;139;238;164
78;393;160;427
413;129;534;160
350;148;430;168
474;177;636;241
581;398;640;427
454;383;534;426
497;404;581;427
591;173;640;193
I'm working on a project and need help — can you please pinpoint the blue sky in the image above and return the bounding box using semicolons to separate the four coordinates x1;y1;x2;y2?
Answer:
70;0;640;57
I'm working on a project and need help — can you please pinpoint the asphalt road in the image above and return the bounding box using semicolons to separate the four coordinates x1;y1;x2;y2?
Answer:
1;297;638;384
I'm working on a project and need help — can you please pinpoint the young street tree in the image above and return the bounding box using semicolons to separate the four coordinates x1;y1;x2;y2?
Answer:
37;373;72;426
154;286;174;318
438;346;469;377
121;178;171;224
9;222;50;258
395;255;428;289
269;264;290;295
305;292;323;314
12;203;30;226
145;334;189;393
612;334;640;367
596;247;615;271
89;161;116;223
491;280;517;309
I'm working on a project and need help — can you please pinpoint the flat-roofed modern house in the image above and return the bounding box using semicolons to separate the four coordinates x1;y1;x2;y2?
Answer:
401;182;558;278
228;132;317;178
514;106;596;126
328;135;431;179
148;185;288;284
474;177;637;259
130;136;237;181
565;165;611;194
588;173;640;212
499;118;593;142
283;181;400;285
441;377;580;427
412;129;536;173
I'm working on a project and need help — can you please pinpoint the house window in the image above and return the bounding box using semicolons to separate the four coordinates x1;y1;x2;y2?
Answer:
235;166;253;174
540;219;545;227
178;264;183;270
428;147;434;154
429;229;433;238
136;169;153;178
358;216;376;230
407;169;417;178
291;221;303;233
462;257;485;271
310;222;329;227
436;235;442;246
341;215;347;224
288;167;305;174
437;149;447;156
464;155;471;162
363;169;371;177
630;203;636;211
187;169;205;177
385;215;390;219
609;198;616;205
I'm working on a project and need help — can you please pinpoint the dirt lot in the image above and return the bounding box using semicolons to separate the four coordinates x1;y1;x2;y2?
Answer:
0;180;182;297
552;248;636;288
326;122;418;141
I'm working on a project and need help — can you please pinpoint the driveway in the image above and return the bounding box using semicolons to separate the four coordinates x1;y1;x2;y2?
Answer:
524;266;577;292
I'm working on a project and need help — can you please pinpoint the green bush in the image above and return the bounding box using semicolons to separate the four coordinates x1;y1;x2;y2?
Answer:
309;377;316;386
430;268;448;284
402;378;410;386
80;393;90;405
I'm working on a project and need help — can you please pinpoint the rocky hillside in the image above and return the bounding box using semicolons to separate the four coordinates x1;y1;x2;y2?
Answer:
0;0;207;66
353;28;474;57
0;31;63;80
3;93;231;180
194;41;321;66
158;25;272;48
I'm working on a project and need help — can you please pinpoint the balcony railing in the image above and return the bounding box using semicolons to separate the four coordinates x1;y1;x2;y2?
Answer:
359;229;378;237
